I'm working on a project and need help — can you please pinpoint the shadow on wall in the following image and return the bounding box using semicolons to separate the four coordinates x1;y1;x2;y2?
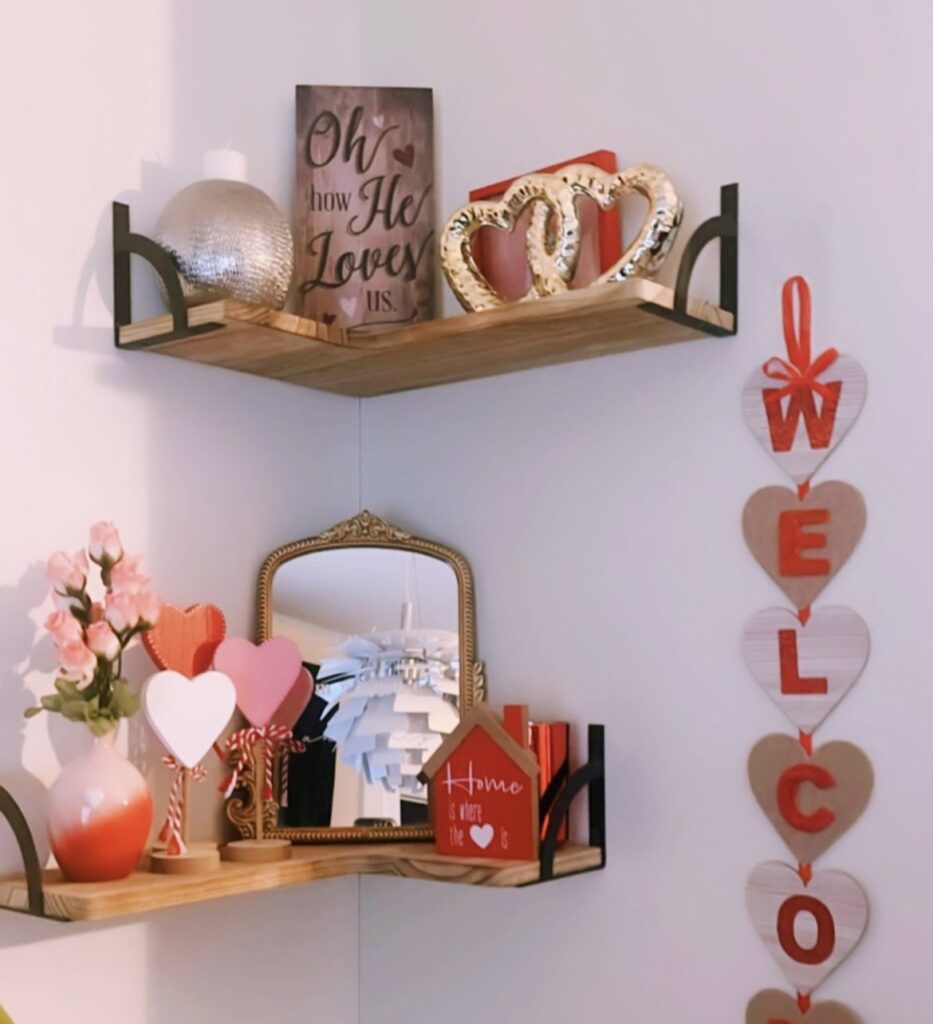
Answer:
0;564;55;873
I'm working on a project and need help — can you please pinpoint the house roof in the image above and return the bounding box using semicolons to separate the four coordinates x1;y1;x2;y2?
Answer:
420;703;540;782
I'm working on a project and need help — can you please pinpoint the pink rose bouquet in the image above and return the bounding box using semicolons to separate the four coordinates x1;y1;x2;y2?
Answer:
26;522;162;735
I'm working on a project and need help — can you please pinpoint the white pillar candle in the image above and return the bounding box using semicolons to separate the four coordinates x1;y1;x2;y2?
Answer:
202;148;248;183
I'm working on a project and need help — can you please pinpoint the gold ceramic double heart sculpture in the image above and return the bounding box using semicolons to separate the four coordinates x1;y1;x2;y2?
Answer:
440;163;683;312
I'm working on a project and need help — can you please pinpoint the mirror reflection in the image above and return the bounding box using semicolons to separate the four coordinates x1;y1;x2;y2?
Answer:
271;547;460;829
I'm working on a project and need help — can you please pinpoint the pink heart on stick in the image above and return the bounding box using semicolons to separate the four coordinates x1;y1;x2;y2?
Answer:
212;636;301;728
271;667;315;731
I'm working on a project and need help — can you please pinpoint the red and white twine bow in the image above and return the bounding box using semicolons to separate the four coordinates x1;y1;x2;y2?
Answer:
762;276;839;405
220;724;306;805
159;755;207;856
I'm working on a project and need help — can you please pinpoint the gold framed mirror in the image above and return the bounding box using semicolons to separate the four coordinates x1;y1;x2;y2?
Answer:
226;510;483;843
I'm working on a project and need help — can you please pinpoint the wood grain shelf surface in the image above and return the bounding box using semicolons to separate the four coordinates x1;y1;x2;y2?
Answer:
117;280;733;398
0;842;602;923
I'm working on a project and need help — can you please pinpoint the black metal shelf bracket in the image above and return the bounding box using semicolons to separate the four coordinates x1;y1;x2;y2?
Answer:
535;724;606;885
0;787;45;918
112;202;224;351
641;182;738;337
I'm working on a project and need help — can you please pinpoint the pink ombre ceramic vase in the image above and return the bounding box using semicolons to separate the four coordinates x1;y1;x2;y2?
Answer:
47;731;153;882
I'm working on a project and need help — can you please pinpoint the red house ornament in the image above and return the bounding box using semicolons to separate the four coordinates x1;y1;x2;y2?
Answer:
420;704;540;861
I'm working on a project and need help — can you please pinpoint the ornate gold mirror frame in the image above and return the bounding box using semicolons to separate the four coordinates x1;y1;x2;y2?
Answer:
226;510;484;843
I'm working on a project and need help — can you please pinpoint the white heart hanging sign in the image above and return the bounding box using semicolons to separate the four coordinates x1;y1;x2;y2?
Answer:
742;606;870;733
144;669;237;769
741;354;867;486
745;861;868;995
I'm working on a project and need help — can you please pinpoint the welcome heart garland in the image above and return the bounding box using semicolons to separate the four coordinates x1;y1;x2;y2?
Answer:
741;277;870;1020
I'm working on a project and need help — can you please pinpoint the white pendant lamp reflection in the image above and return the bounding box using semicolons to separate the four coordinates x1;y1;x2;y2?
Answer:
316;556;460;795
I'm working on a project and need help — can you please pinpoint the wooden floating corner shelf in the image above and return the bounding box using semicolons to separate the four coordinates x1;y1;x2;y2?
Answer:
112;181;738;397
0;842;604;924
115;280;734;399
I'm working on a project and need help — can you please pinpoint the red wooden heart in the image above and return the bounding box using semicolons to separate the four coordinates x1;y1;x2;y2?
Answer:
393;143;415;167
142;603;226;678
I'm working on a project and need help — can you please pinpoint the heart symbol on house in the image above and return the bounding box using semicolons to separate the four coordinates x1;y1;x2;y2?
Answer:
747;735;874;864
322;312;337;326
142;603;226;678
746;861;868;994
742;482;866;609
339;296;358;317
742;605;870;733
270;667;315;731
372;114;384;129
747;989;863;1024
392;143;414;167
469;823;494;850
144;670;237;769
741;354;867;486
212;636;302;728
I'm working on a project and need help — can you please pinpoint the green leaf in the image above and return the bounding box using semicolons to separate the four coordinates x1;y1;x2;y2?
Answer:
109;678;140;719
60;700;90;723
23;706;43;719
40;695;64;712
54;678;81;699
88;716;116;737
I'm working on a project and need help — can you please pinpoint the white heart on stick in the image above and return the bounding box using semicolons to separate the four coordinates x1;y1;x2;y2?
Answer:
144;670;236;769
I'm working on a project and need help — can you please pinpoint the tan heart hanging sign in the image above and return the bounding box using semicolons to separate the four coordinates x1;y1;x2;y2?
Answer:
746;989;863;1024
742;482;866;609
747;735;873;864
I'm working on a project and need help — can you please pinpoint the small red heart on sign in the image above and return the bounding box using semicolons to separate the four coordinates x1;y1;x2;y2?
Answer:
322;312;337;325
212;636;302;729
393;143;415;167
143;603;226;678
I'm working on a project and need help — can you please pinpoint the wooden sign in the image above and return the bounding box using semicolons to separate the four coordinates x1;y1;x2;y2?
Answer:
144;670;237;769
295;85;435;331
745;862;868;995
747;989;863;1024
742;354;867;487
421;704;540;861
747;735;873;864
742;482;866;609
143;603;226;678
213;636;302;728
742;606;870;733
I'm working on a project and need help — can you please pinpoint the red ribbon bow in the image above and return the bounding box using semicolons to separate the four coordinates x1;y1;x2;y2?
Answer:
220;724;305;804
159;755;208;856
763;277;839;405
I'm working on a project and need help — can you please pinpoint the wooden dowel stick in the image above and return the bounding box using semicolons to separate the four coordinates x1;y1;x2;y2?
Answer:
254;738;265;842
181;770;191;848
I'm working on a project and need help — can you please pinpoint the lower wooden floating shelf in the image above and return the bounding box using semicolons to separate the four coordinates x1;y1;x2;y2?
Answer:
116;279;734;398
0;843;603;923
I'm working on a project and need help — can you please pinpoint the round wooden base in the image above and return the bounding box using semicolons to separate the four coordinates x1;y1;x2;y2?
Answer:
222;839;292;864
150;844;221;876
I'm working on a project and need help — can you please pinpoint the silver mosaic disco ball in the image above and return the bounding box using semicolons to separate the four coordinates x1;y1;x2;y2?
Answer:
154;180;294;309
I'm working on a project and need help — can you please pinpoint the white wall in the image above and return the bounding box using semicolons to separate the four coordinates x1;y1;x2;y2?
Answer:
358;2;933;1022
0;1;363;1021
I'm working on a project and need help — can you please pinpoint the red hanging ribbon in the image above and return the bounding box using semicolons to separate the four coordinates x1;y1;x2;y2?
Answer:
220;724;304;802
159;755;207;856
763;277;839;405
